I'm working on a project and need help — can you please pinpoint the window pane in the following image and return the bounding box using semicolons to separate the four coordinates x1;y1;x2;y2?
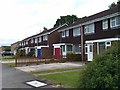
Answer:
85;23;94;34
43;35;48;41
66;30;69;37
116;16;120;26
102;19;108;30
73;28;80;36
67;45;72;51
62;31;65;37
35;38;37;43
62;45;65;52
89;45;92;52
39;37;41;42
110;17;116;28
74;44;80;52
99;42;105;54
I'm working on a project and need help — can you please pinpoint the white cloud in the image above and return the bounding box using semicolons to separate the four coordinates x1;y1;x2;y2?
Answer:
0;0;118;46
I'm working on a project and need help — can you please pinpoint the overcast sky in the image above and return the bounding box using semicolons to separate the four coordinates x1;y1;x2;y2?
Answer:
0;0;118;46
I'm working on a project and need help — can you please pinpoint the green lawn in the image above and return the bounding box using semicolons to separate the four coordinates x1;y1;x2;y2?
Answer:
1;56;15;60
38;71;81;88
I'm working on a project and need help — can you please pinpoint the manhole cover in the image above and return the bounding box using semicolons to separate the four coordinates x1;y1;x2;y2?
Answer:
26;80;47;88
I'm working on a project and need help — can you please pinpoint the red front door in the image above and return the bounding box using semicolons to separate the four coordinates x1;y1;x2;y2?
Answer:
54;48;61;59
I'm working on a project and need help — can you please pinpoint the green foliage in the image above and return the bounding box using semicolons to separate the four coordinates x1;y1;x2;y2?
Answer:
3;46;11;51
19;49;26;56
66;52;81;61
54;15;78;27
109;0;120;9
27;51;35;57
78;42;120;88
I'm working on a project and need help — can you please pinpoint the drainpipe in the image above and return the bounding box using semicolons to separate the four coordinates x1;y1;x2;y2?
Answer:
81;25;85;62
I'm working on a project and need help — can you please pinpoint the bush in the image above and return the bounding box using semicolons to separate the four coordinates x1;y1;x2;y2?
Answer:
78;42;120;88
19;49;26;57
27;51;35;57
66;52;81;61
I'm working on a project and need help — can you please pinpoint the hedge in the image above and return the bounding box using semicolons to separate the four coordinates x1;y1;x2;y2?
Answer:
78;42;120;88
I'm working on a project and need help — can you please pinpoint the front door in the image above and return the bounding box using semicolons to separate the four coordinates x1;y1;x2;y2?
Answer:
37;49;41;58
87;44;93;61
54;48;61;59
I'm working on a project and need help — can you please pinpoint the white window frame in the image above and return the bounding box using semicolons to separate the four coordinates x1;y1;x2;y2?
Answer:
84;23;95;34
35;38;37;43
31;39;33;43
26;41;28;45
102;19;108;30
43;35;48;41
62;30;69;38
73;27;80;37
62;31;65;38
39;37;41;42
110;16;120;28
66;30;69;37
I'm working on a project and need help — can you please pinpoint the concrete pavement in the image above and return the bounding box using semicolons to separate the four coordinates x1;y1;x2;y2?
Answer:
15;62;85;72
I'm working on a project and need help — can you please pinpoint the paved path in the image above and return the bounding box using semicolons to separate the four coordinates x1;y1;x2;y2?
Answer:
15;62;85;72
2;63;53;88
33;69;81;76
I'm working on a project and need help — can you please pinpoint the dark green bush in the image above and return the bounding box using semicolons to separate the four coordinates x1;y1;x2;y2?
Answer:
66;52;81;61
19;49;26;56
27;51;35;57
78;42;120;88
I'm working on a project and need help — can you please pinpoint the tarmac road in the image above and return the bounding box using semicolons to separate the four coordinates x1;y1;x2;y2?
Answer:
2;63;53;89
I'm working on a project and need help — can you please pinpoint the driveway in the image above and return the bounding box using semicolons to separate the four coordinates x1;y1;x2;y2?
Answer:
2;63;53;88
15;62;85;72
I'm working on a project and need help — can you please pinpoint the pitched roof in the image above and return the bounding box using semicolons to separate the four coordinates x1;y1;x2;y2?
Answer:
21;24;68;41
59;6;119;31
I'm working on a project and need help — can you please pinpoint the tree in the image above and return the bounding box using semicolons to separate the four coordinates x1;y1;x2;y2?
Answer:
109;0;120;9
4;46;11;51
78;42;120;88
54;15;78;27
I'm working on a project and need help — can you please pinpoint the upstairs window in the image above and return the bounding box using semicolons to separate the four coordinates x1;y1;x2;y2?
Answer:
84;23;95;34
73;27;80;37
110;15;120;28
31;39;34;43
62;30;69;38
43;35;48;41
35;38;37;43
25;41;28;45
39;37;41;42
102;19;108;30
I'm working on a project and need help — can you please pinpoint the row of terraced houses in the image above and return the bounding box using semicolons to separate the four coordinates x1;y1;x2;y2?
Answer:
11;6;120;61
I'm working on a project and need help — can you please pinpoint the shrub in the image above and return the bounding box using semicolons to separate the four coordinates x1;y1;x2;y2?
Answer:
27;51;35;57
66;52;81;61
19;49;26;56
78;42;120;88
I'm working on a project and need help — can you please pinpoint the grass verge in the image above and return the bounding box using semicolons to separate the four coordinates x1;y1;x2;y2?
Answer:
1;56;15;60
38;71;81;88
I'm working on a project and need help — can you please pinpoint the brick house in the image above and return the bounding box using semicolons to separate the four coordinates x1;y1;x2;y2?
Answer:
18;6;120;61
53;6;120;61
11;41;20;55
19;24;67;58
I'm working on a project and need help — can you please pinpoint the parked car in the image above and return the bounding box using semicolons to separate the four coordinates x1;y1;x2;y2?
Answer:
1;51;13;56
